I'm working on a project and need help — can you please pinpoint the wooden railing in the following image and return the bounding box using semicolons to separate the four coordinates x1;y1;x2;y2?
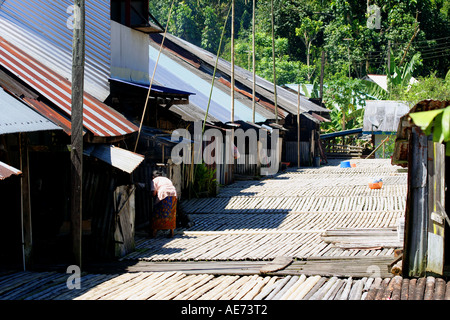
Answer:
322;141;364;158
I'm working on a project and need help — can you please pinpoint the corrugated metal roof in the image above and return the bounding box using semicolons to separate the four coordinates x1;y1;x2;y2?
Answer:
0;87;62;135
0;0;111;101
157;33;330;117
22;97;75;136
363;100;410;134
320;127;363;139
0;37;138;138
84;144;144;174
109;77;195;96
0;160;22;180
148;41;269;123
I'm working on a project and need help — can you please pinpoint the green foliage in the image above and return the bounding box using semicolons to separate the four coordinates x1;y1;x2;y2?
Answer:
362;49;424;100
150;0;449;90
191;162;218;198
295;17;323;81
201;6;222;53
230;32;308;85
375;133;397;159
387;51;422;95
409;104;450;155
322;78;368;132
398;70;450;106
301;81;320;99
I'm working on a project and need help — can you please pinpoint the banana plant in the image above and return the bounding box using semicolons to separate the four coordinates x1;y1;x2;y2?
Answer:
362;49;422;99
386;50;422;95
301;80;320;99
409;106;450;155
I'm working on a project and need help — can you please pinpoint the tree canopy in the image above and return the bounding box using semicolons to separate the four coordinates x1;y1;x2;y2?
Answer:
149;0;450;138
150;0;449;84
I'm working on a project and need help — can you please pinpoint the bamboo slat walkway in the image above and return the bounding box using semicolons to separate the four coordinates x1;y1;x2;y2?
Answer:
1;159;449;301
123;159;407;262
1;270;449;300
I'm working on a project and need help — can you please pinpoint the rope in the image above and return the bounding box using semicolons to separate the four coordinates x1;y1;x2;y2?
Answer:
134;0;175;153
202;1;232;135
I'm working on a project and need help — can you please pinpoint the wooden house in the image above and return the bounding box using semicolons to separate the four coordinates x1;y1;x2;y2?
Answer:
0;0;187;265
392;99;450;277
146;32;331;169
0;86;62;269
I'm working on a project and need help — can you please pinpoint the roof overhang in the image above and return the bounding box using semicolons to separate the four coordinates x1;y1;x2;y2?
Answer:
0;37;138;141
320;128;363;139
0;87;62;135
0;161;21;180
109;78;193;106
84;144;144;174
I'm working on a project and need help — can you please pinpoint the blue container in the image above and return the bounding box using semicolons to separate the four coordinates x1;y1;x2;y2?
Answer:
340;161;351;168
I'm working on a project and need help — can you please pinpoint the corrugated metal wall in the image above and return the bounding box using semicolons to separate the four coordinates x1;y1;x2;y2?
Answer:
0;0;111;101
284;141;311;166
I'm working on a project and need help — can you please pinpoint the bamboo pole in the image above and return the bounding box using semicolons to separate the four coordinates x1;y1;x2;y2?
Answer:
271;0;278;124
231;0;235;123
252;0;256;123
134;0;175;152
365;136;390;159
203;1;232;134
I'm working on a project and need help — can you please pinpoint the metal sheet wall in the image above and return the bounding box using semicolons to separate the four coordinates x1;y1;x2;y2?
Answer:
0;0;111;101
284;141;311;166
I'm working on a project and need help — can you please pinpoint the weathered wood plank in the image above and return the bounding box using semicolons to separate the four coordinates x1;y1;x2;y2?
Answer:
260;256;293;274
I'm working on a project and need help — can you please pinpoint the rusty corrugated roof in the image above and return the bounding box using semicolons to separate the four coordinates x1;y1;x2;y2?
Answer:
0;36;138;139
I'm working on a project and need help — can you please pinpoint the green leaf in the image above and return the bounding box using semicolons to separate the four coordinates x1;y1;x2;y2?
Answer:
301;84;310;98
442;106;450;142
433;113;444;143
409;109;444;133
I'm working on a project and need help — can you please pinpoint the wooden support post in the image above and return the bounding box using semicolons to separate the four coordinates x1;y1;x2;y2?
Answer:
19;133;32;270
405;128;428;277
71;0;85;269
320;51;325;105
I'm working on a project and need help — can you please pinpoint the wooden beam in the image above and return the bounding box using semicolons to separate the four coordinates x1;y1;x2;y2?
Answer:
260;256;293;274
19;133;32;270
71;0;85;269
405;127;428;277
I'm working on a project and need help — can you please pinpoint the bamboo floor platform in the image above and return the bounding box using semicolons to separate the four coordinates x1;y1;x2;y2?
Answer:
1;160;448;301
123;159;407;262
80;255;397;278
1;269;449;300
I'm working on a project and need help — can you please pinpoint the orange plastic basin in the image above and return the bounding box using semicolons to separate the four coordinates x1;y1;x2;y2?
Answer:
369;182;383;189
